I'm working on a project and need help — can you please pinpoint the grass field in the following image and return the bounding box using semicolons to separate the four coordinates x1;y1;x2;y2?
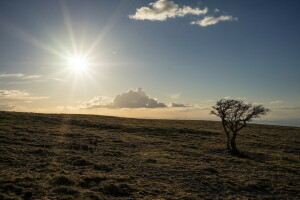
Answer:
0;111;299;200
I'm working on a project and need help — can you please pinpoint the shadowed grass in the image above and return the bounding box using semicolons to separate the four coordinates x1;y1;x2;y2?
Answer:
0;111;299;199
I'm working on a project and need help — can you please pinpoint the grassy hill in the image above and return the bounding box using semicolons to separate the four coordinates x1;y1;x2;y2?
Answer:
0;111;299;200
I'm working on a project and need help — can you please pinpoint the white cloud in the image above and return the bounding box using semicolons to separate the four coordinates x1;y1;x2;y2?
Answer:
129;0;207;21
191;15;237;27
83;88;167;109
269;100;283;104
112;87;167;108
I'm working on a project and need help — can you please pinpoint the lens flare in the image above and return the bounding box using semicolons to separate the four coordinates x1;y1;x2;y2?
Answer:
67;56;88;73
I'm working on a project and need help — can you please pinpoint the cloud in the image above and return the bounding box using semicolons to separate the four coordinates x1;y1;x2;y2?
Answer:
83;88;167;109
129;0;207;21
269;100;283;104
56;105;79;111
0;90;29;97
0;104;16;111
0;73;24;78
23;75;41;79
170;102;192;107
112;87;167;108
170;93;181;99
271;106;300;111
51;78;67;82
191;15;237;27
84;96;112;109
0;73;41;79
205;99;215;102
0;90;47;100
80;88;167;109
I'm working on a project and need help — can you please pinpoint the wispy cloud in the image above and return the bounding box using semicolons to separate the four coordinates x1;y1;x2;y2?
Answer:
170;93;181;99
169;102;192;107
269;100;283;104
51;77;67;82
0;104;16;111
129;0;207;21
0;73;24;78
0;73;41;79
23;75;41;79
0;90;47;100
269;106;300;111
205;99;215;102
191;15;237;27
0;90;29;97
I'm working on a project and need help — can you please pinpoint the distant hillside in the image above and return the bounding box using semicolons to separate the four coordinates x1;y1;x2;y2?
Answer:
0;111;299;200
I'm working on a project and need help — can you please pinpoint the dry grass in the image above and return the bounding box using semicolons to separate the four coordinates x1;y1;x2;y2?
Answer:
0;111;299;199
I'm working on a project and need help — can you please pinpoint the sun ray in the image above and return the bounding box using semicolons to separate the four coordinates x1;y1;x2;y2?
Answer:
84;1;127;58
61;1;78;55
0;18;65;59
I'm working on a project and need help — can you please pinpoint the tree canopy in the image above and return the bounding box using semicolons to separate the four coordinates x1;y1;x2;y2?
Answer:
211;99;269;156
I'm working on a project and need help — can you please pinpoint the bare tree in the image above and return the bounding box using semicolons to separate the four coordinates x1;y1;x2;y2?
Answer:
211;99;269;156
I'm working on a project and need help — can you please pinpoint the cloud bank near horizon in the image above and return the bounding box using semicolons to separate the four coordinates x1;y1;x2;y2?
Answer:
83;87;167;109
80;87;196;109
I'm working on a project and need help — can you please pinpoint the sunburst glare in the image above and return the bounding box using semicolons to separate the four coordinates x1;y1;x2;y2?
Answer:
67;55;89;73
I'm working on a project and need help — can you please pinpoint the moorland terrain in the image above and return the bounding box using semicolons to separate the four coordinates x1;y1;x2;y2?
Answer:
0;111;299;200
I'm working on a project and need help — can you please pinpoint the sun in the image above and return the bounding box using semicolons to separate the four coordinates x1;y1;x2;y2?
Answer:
67;56;89;73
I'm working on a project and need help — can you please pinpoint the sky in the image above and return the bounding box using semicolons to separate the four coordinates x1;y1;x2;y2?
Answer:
0;0;299;126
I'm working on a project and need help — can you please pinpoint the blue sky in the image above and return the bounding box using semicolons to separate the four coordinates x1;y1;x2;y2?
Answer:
0;0;299;126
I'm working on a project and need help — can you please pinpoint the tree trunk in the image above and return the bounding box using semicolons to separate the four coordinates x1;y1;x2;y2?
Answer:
221;120;231;151
226;132;230;151
229;132;240;156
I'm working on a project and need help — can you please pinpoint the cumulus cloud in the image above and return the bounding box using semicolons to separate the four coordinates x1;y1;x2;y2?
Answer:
191;15;237;27
112;87;167;108
84;88;167;109
170;102;192;107
129;0;207;21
